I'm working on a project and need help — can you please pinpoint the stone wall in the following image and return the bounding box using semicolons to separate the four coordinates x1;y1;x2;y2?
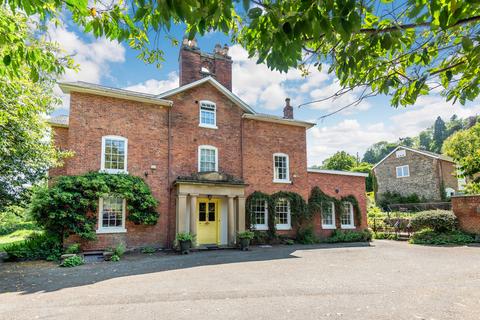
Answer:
452;195;480;234
374;149;442;201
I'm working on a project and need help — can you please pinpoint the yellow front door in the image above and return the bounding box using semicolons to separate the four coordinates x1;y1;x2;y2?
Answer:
197;198;219;245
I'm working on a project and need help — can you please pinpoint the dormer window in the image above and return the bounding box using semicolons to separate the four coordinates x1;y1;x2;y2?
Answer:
199;100;217;129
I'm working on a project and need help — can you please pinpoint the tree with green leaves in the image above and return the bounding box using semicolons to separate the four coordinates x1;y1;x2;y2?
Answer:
350;162;374;192
433;116;447;152
322;151;357;171
362;141;397;164
418;130;433;151
1;0;480;109
443;122;480;194
0;8;73;210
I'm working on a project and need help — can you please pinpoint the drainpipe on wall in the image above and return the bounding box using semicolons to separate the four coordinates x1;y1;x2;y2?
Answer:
166;107;173;248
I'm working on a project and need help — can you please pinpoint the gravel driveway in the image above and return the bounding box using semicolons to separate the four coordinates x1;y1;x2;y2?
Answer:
1;240;479;320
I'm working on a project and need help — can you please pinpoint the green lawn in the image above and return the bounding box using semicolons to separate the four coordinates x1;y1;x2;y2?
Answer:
0;229;40;252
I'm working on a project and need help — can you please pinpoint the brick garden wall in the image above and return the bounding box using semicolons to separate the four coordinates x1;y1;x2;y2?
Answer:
452;195;480;234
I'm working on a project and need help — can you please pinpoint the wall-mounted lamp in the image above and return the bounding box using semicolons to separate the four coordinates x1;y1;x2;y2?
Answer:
335;188;340;194
208;194;212;200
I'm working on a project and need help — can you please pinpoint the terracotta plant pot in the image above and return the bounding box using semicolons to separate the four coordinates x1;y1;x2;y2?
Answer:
240;238;250;251
179;240;191;254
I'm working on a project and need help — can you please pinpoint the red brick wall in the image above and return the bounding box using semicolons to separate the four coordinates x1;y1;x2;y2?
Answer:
307;172;368;237
242;119;309;237
452;195;480;234
62;92;171;249
49;126;69;178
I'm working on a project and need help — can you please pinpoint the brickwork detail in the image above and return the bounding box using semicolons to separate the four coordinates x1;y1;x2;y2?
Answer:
452;195;480;234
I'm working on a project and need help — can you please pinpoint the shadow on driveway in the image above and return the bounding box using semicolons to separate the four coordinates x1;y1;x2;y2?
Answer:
0;242;370;295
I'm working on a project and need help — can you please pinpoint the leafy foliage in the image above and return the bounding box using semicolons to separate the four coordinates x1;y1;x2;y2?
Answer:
3;0;480;107
0;8;73;210
308;187;363;227
321;151;357;171
362;141;398;164
176;232;194;242
65;243;81;254
443;122;480;193
60;255;84;267
324;229;372;243
409;229;474;245
141;247;156;254
237;230;255;240
373;232;399;240
29;172;159;240
410;210;458;232
0;205;38;236
350;162;374;192
4;232;62;261
110;254;120;262
113;243;126;257
296;225;318;244
378;191;425;209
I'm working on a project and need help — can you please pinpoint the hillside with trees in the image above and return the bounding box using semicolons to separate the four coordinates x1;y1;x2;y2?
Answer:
361;115;479;165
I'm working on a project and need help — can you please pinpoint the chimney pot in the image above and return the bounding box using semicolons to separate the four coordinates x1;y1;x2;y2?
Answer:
283;98;294;119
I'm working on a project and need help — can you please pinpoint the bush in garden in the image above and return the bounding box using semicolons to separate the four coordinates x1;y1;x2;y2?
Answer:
60;255;84;267
410;210;458;232
4;232;62;261
409;229;474;245
296;225;318;244
324;229;372;243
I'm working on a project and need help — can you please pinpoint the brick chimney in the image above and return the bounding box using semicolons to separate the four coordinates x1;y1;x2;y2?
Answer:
283;98;294;119
179;37;232;91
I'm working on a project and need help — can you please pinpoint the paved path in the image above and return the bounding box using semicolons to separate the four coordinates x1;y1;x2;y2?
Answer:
1;240;480;320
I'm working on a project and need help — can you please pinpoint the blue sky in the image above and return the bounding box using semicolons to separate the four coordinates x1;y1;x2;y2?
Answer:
51;20;480;166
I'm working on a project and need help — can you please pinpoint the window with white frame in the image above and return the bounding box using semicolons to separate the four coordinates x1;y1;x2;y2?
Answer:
251;200;268;230
199;101;217;128
396;165;410;178
101;136;127;173
97;196;126;233
395;149;406;158
198;145;218;172
273;153;290;183
341;202;355;229
321;201;336;229
275;198;291;230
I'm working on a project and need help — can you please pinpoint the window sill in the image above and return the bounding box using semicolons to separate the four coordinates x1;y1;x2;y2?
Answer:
340;225;356;229
322;225;336;230
253;225;268;231
99;169;128;174
199;124;218;130
96;228;127;234
273;179;292;184
276;225;291;231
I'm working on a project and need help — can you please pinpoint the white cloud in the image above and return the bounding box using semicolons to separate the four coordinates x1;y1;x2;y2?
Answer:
124;72;179;94
306;95;480;164
46;21;126;112
390;95;480;137
307;120;395;166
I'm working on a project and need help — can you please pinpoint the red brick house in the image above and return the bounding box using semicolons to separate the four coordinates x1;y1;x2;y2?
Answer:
48;40;368;250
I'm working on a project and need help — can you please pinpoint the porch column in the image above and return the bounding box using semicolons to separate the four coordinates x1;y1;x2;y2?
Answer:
228;195;236;245
237;196;246;232
189;194;198;243
177;194;188;233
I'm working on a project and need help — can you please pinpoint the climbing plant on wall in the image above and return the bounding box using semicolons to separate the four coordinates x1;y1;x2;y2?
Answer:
308;186;362;227
246;190;309;238
30;172;159;240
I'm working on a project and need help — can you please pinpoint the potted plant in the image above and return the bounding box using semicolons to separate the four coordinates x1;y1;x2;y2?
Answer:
176;232;194;254
237;231;255;251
